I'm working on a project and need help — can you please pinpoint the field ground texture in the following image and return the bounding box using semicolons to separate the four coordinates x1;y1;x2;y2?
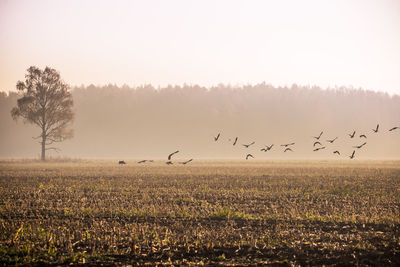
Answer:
0;160;399;266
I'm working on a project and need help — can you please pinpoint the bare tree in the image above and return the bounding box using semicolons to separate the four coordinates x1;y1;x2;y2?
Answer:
11;66;74;161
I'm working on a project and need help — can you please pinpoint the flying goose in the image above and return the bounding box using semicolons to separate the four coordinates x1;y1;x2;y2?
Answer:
372;124;379;133
313;141;322;147
313;147;326;152
349;131;356;138
281;143;295;147
246;154;254;160
389;126;399;131
353;142;367;149
180;159;193;165
313;131;323;140
284;148;293;152
168;150;179;160
333;151;340;155
233;137;238;145
359;134;367;139
214;133;220;141
326;137;338;143
349;150;355;159
242;141;255;148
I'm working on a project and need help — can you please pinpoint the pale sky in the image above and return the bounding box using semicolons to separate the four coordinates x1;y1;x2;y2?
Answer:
1;0;399;94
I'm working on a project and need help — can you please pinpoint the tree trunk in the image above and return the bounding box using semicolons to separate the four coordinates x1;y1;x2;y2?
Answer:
41;134;46;161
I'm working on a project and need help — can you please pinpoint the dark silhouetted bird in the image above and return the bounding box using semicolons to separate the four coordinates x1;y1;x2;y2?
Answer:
266;144;274;150
326;137;338;143
246;154;254;160
166;161;173;165
168;150;179;160
284;148;293;152
313;131;323;140
118;160;126;165
372;124;379;133
313;141;322;147
214;133;220;141
359;134;367;139
137;160;147;163
281;143;295;147
349;131;356;138
180;159;193;165
233;137;238;145
242;141;255;148
349;150;355;159
313;147;326;152
260;148;267;152
333;151;340;155
389;126;399;131
353;142;367;149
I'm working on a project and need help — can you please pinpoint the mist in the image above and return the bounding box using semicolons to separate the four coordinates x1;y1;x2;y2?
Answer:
1;84;399;160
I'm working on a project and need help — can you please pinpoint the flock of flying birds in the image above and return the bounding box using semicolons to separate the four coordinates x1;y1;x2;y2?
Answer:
119;124;399;165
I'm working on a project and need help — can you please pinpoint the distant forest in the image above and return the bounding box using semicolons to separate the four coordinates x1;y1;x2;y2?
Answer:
1;84;399;159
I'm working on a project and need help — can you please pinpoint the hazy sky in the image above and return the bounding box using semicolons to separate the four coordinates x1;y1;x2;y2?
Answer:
1;0;399;94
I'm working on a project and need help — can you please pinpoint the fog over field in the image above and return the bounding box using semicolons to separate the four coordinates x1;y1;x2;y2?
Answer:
1;84;399;159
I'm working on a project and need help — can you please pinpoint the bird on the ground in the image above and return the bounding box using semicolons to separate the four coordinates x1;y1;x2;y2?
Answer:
313;131;323;140
389;126;399;131
246;154;254;160
281;143;295;147
333;151;340;155
353;142;367;149
233;137;238;146
313;141;322;147
349;150;355;159
360;134;367;139
372;124;379;133
166;161;173;165
326;137;338;143
118;160;126;165
284;148;293;152
180;159;193;165
313;147;326;152
242;141;255;148
349;131;356;138
138;160;154;163
214;133;220;141
168;150;179;160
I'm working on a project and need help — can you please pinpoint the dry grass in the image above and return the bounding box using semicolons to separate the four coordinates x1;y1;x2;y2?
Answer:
0;160;399;265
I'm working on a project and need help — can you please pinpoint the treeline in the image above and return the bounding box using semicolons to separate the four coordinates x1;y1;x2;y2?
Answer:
1;84;399;159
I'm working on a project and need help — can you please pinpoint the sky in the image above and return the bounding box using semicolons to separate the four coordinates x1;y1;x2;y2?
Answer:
0;0;399;95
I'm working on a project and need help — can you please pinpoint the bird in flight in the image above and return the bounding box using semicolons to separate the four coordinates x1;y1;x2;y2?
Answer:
180;159;193;165
389;126;399;131
353;142;367;149
281;143;295;147
214;133;220;141
349;150;355;159
372;124;379;133
242;141;255;148
313;131;323;140
349;131;356;138
165;161;173;165
233;137;238;146
261;144;274;152
333;151;340;155
313;147;326;152
168;150;179;160
284;148;293;152
359;134;367;139
326;137;338;143
313;141;322;147
246;154;254;160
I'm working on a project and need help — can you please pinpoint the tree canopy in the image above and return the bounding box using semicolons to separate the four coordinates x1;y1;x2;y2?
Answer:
11;66;74;160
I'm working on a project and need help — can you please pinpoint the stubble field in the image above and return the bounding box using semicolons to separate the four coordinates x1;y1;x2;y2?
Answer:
0;160;399;266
